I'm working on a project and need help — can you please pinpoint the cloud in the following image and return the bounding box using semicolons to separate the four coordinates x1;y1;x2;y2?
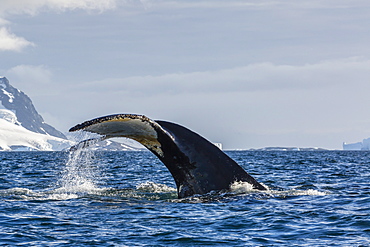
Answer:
6;57;367;150
75;57;370;96
0;0;117;15
0;27;35;52
0;0;118;53
130;0;369;11
6;65;53;94
0;18;9;25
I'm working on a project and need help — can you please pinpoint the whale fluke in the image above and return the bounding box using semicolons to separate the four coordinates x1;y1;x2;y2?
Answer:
69;114;266;198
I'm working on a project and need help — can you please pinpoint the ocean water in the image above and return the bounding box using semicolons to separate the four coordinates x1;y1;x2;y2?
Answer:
0;150;369;246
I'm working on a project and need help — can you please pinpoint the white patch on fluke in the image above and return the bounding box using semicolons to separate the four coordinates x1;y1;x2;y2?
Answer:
82;116;164;157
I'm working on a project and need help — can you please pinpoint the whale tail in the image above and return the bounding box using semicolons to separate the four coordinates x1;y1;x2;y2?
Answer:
69;114;266;198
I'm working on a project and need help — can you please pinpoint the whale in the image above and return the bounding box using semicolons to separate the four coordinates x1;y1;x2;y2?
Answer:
69;114;266;198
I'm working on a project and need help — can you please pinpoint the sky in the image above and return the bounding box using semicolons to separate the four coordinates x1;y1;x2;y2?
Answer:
1;0;370;150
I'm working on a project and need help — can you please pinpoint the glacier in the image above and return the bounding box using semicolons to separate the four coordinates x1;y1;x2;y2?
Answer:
0;109;73;151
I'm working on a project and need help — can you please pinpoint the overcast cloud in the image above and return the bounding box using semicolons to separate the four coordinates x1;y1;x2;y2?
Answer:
1;0;370;149
73;57;370;94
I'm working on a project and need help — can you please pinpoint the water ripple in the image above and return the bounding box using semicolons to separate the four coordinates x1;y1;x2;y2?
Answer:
0;151;369;246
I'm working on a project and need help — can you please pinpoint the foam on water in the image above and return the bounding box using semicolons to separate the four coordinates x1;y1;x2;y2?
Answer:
0;187;78;201
230;181;255;193
229;180;327;199
290;188;327;196
0;187;34;198
136;181;176;193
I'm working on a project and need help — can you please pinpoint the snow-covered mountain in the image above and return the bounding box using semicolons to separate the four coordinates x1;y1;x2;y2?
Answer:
0;76;72;151
0;77;144;151
0;77;65;139
0;109;72;151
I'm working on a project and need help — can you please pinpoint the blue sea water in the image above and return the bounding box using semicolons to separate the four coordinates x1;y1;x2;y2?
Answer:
0;150;369;246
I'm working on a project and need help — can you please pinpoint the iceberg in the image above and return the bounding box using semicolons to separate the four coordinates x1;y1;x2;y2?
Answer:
343;138;370;150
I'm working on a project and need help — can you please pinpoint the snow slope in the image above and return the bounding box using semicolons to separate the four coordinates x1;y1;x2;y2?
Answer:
0;77;66;139
0;77;144;151
0;109;72;151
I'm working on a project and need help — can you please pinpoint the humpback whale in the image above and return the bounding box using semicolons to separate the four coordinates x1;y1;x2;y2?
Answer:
69;114;266;198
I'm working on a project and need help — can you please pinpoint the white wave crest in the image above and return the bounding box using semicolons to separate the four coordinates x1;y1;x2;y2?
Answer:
53;181;105;194
43;193;80;201
288;189;327;196
261;188;328;198
0;187;33;196
230;181;255;194
229;181;327;198
0;187;79;201
136;181;176;193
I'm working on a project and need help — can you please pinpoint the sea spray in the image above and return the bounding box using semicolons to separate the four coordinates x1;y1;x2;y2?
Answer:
55;132;105;195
